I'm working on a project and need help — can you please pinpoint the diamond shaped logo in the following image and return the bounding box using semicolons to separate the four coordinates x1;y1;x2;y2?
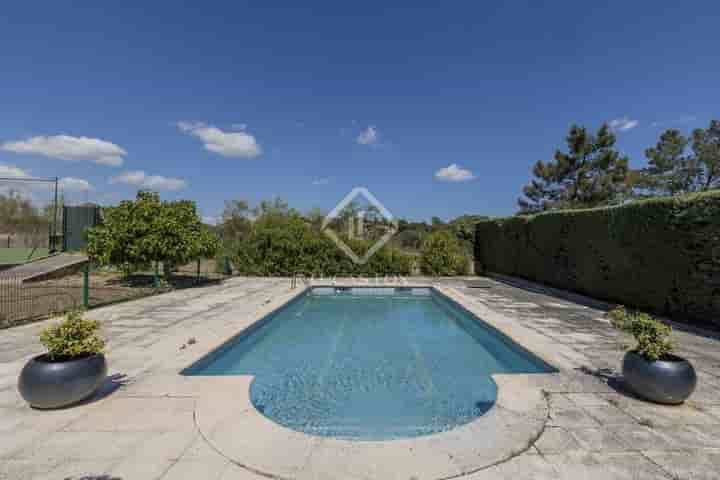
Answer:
322;187;399;265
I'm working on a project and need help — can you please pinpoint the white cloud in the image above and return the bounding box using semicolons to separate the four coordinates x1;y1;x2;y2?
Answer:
435;164;475;182
0;164;30;178
177;121;261;158
110;170;187;191
608;117;639;132
202;215;220;225
312;178;330;186
1;135;126;166
59;177;93;192
356;125;378;145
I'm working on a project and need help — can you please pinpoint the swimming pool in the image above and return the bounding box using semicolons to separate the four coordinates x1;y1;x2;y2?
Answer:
184;287;555;440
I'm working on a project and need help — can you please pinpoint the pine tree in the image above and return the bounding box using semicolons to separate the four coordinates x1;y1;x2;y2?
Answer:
641;129;693;196
691;120;720;191
639;120;720;196
518;124;630;213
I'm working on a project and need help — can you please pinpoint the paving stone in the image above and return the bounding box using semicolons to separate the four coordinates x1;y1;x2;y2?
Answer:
547;393;576;409
0;407;25;432
33;459;118;480
0;458;59;480
544;452;670;479
654;425;720;449
109;456;175;480
643;450;720;480
566;428;628;452
565;393;613;407
13;430;151;462
0;428;52;460
182;433;226;460
161;458;232;480
582;405;638;425
534;427;583;454
131;430;200;460
220;463;272;479
687;382;720;404
606;424;677;451
465;453;559;479
0;387;24;409
64;396;196;432
620;401;720;427
548;407;601;428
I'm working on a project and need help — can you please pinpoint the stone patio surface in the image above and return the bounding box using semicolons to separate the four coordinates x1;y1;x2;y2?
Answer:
1;276;719;479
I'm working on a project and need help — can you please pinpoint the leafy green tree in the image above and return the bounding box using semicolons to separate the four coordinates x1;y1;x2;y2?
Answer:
253;196;292;218
419;231;468;276
87;191;219;277
395;228;424;251
519;125;631;213
219;199;252;242
305;207;326;230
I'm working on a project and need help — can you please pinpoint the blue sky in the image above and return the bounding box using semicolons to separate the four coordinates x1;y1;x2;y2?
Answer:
1;2;718;221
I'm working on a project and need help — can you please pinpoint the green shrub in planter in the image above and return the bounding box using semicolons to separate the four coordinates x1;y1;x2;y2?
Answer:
39;310;105;361
609;307;673;362
609;306;695;404
20;311;108;409
420;231;468;276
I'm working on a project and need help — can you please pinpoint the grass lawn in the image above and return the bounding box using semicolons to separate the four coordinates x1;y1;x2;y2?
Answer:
0;247;51;265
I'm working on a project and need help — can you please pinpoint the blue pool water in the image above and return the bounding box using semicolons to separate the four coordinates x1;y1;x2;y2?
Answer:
184;287;555;440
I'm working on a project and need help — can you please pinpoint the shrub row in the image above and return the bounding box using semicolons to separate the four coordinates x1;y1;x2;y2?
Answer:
231;214;414;276
475;191;720;326
228;215;470;277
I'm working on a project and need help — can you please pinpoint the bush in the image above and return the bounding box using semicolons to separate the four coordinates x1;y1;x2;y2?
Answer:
609;307;674;362
233;213;414;276
475;190;720;325
420;231;468;276
40;311;105;361
87;191;219;277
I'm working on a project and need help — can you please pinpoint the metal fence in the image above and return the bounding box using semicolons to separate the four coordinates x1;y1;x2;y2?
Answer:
0;258;229;329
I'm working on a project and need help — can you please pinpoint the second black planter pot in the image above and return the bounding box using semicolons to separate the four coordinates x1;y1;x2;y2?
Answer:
622;351;696;405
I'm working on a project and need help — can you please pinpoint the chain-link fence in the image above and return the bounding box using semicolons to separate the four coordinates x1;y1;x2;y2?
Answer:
0;257;229;329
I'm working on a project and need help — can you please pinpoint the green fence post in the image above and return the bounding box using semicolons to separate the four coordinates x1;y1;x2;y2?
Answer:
82;264;90;309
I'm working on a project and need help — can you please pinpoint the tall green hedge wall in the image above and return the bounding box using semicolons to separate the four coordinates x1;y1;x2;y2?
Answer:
475;191;720;325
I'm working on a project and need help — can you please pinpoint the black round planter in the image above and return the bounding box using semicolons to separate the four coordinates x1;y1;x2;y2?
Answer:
18;353;107;409
622;351;697;405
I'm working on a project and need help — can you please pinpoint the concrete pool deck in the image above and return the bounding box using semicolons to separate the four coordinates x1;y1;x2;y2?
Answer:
1;277;719;479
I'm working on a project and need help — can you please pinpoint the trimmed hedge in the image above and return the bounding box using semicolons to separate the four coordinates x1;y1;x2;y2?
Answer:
475;191;720;325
